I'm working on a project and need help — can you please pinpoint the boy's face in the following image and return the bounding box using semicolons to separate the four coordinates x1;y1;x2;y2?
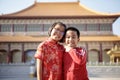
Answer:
65;30;79;48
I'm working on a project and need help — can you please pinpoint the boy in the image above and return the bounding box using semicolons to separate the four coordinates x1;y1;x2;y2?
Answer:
63;27;89;80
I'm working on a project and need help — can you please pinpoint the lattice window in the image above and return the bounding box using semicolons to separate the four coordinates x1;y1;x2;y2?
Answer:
44;24;51;31
68;24;86;31
27;24;41;32
87;24;98;31
14;24;25;32
1;24;11;32
100;24;112;31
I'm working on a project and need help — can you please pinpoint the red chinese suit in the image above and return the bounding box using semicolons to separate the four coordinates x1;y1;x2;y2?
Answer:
63;47;89;80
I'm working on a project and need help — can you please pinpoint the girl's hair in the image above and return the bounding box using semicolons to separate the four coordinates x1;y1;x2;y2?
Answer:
64;27;80;38
48;22;66;42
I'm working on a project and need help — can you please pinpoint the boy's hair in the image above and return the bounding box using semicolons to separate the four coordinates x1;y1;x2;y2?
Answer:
48;22;66;43
65;27;80;38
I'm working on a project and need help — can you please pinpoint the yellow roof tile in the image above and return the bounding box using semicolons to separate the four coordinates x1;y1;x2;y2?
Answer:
2;2;119;17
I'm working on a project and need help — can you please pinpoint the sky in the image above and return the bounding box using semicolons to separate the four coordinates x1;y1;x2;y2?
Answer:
0;0;120;36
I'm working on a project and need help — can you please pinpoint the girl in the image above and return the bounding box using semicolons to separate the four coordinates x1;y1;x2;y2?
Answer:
34;22;66;80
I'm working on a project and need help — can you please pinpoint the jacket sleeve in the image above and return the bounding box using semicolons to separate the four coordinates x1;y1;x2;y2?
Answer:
69;48;87;65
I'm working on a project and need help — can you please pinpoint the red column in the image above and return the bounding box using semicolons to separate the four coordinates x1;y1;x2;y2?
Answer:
85;24;87;35
99;43;103;62
7;43;11;63
42;24;44;32
85;43;88;62
25;24;27;32
24;24;27;35
22;43;25;63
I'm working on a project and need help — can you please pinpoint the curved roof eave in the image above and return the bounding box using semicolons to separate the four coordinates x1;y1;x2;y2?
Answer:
0;2;119;18
0;15;119;19
1;2;36;16
0;35;120;42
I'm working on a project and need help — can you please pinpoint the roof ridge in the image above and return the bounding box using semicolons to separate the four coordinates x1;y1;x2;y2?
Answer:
0;2;119;17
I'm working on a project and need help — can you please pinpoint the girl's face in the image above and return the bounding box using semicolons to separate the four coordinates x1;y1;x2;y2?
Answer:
65;30;79;48
50;24;65;41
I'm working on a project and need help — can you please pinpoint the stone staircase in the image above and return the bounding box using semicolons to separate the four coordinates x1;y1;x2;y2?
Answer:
0;63;120;79
87;66;120;78
0;63;31;78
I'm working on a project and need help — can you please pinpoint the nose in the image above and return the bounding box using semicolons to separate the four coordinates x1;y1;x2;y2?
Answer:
69;37;73;41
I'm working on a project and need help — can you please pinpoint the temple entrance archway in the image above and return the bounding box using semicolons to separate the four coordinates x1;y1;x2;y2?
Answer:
0;50;7;63
88;49;99;62
11;50;21;63
25;50;36;63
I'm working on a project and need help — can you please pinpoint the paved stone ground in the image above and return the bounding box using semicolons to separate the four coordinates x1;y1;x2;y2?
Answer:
0;77;120;80
90;78;120;80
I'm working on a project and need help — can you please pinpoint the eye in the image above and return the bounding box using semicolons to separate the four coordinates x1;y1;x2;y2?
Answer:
72;36;76;39
66;36;70;38
53;28;64;35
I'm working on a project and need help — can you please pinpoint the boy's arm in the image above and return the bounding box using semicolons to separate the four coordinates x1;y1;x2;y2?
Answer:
69;49;82;64
36;59;42;80
69;48;86;65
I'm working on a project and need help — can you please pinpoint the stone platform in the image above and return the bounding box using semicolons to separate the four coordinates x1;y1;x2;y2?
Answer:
0;63;120;80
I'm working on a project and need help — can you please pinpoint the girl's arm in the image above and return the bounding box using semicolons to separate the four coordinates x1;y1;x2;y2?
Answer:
36;59;42;80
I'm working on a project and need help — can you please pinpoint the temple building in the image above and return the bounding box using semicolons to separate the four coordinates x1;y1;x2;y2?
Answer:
0;1;120;63
107;45;120;63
